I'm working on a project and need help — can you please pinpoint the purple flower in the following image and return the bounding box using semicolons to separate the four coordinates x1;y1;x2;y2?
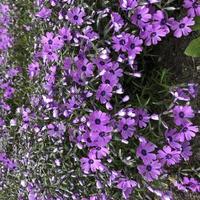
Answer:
41;32;63;51
47;123;65;138
96;84;112;104
102;72;119;87
108;62;123;78
173;105;194;126
118;117;135;139
170;17;194;38
183;0;200;17
80;153;104;174
136;140;157;164
179;122;198;141
117;178;137;199
135;108;150;128
67;7;85;25
180;141;192;161
119;0;138;10
110;12;124;32
158;145;181;166
35;7;52;19
76;58;94;77
88;110;110;131
28;62;40;79
126;35;143;59
112;32;130;52
93;57;112;71
138;160;162;182
89;146;110;159
165;129;181;149
58;27;72;42
140;24;167;46
131;6;151;28
90;128;112;147
4;86;15;99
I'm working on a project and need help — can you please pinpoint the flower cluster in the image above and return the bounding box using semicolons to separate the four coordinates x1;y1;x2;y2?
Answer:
0;0;200;199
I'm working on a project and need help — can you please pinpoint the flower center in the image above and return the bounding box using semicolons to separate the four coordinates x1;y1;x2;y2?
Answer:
139;115;143;120
123;124;129;130
99;132;105;137
146;165;152;171
101;91;106;96
166;154;172;159
95;119;101;125
88;159;94;164
73;15;79;20
179;111;185;118
137;14;142;20
179;23;185;29
151;32;156;37
48;39;53;45
120;39;125;45
130;43;135;49
81;66;87;71
141;149;147;156
105;79;110;84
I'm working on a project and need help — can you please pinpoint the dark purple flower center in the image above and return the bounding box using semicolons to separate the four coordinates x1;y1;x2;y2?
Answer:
179;23;185;29
183;127;188;132
123;124;129;130
73;15;79;20
48;39;53;45
54;126;59;131
87;138;92;143
141;149;147;156
81;66;87;71
99;132;105;137
63;35;68;40
101;91;106;96
130;43;135;49
95;119;101;125
166;154;172;159
137;14;142;20
151;32;156;37
96;147;101;150
179;111;185;118
160;18;166;25
105;79;110;84
120;39;125;45
100;61;105;65
193;2;199;8
48;52;52;55
146;165;152;171
168;136;172;142
88;159;94;164
139;115;143;120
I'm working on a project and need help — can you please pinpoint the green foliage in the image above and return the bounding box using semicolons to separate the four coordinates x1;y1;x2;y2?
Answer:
185;17;200;57
185;36;200;57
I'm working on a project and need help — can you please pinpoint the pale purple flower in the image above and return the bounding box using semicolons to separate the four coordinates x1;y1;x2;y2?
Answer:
67;7;85;25
165;128;181;149
138;160;162;182
80;153;104;174
170;17;194;38
119;0;138;10
183;0;200;17
136;140;157;164
118;117;135;139
158;145;181;166
173;105;194;126
135;108;150;128
179;122;198;141
36;7;52;19
96;84;112;104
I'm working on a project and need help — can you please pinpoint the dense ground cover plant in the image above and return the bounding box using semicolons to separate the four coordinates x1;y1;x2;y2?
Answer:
0;0;200;199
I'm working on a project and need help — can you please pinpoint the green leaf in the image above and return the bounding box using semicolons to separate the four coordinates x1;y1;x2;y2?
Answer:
192;16;200;31
185;36;200;57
